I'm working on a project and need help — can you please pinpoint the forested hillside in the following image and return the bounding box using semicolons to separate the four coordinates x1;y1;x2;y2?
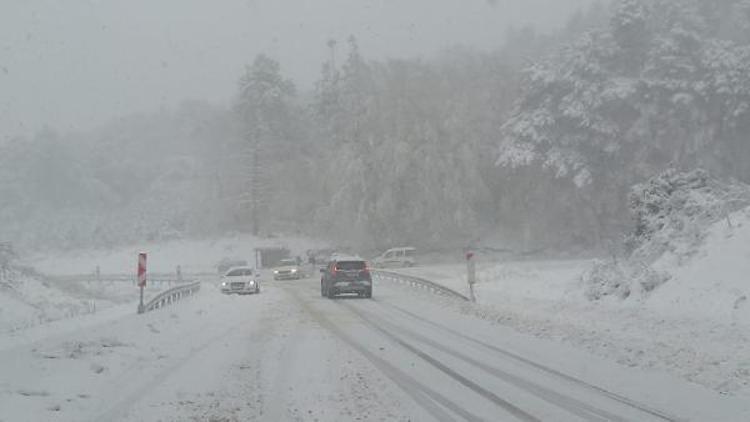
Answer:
500;0;750;249
2;0;750;255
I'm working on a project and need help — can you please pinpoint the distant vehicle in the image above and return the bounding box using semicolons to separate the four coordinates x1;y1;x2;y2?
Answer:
217;258;249;275
254;247;291;269
372;247;417;268
220;266;260;295
273;258;303;280
307;248;336;267
320;255;372;299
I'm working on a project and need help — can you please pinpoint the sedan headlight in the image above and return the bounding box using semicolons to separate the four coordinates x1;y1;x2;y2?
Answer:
249;280;255;285
273;270;279;274
221;281;227;286
290;269;297;273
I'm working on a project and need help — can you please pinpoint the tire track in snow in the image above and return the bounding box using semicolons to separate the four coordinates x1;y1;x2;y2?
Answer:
347;303;626;422
88;317;264;422
373;298;682;422
283;286;485;422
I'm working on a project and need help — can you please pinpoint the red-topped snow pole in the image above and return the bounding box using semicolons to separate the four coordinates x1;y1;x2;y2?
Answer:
137;252;147;314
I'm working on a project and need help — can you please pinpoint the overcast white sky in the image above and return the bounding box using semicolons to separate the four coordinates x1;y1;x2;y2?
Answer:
0;0;594;137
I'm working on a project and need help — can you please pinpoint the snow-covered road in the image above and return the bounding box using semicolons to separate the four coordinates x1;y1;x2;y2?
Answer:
1;275;746;421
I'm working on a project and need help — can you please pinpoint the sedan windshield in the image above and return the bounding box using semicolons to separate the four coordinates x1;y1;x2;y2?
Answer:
226;268;253;277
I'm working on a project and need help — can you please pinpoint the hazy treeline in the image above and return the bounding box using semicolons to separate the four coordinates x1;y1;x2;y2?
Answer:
2;0;750;254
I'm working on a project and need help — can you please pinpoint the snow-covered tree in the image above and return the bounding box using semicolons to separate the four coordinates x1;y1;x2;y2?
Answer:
497;0;750;248
235;54;296;236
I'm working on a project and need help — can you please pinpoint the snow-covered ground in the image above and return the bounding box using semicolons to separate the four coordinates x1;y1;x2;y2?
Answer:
647;208;750;325
389;208;750;398
388;258;591;303
3;223;750;420
1;276;745;421
0;269;163;336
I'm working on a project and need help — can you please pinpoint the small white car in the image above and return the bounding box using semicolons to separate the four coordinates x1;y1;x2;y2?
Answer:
273;258;303;280
372;247;417;268
220;266;261;295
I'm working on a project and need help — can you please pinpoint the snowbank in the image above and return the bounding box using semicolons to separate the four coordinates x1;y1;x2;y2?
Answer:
583;170;750;306
396;216;750;397
0;268;137;335
392;259;590;305
647;207;750;324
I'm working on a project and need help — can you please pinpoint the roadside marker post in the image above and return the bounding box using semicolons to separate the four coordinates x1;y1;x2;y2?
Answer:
137;252;147;314
466;251;477;303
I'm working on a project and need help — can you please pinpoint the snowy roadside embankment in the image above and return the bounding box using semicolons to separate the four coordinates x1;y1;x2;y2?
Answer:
0;267;166;336
392;199;750;398
645;206;750;324
583;169;750;304
1;272;88;334
389;259;591;306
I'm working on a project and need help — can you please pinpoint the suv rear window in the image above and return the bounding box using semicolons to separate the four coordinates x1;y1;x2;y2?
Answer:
335;261;365;270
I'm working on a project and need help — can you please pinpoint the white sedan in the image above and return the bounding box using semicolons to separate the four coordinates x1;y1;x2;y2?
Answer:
220;266;261;295
272;258;303;280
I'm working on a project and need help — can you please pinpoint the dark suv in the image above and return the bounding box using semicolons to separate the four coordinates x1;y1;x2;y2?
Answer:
320;256;372;298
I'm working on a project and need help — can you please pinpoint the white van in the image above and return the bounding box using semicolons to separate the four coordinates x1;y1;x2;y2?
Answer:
373;247;417;268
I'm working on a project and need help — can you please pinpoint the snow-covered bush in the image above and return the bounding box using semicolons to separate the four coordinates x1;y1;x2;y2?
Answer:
584;169;750;301
627;168;750;263
0;242;17;287
583;260;629;300
498;0;750;252
583;259;671;301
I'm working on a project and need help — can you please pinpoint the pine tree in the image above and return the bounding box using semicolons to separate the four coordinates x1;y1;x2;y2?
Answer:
497;0;750;249
236;54;295;235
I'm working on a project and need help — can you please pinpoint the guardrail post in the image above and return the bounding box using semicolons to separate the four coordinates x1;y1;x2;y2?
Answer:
137;287;145;314
466;252;477;303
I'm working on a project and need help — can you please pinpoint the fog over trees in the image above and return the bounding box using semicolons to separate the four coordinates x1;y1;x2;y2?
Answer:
2;0;750;255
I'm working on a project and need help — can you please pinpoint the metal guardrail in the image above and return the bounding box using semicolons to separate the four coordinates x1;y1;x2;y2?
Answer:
48;272;216;285
139;281;201;314
373;270;469;302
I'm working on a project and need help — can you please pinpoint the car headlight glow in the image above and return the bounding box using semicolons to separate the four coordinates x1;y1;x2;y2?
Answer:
221;282;227;286
273;270;279;274
249;280;255;285
290;269;297;273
